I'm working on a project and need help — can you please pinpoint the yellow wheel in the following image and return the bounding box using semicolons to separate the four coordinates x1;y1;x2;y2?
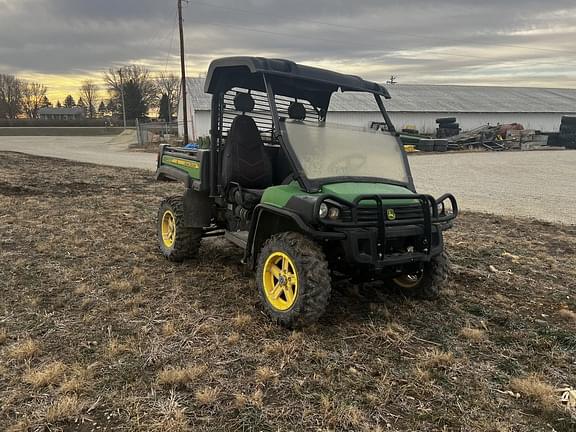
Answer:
392;273;423;289
161;209;176;248
387;252;449;299
257;232;331;328
157;196;202;262
262;252;299;311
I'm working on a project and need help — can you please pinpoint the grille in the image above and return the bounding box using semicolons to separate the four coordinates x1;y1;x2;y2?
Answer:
342;204;425;224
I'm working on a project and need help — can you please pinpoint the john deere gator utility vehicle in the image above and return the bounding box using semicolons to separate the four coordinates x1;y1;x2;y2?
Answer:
156;57;458;327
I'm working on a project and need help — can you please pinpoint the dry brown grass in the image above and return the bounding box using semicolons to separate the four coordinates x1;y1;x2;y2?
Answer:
1;154;575;432
73;283;90;295
321;396;366;429
420;349;455;370
22;361;67;388
58;366;91;394
109;279;133;294
412;366;433;383
44;394;85;423
153;393;190;432
226;332;240;344
194;386;221;406
371;322;411;343
231;313;253;328
254;366;279;384
559;308;576;323
5;420;31;432
460;327;487;342
0;328;7;345
104;337;135;358
132;267;147;284
510;374;558;412
6;338;40;361
161;321;177;337
157;364;207;387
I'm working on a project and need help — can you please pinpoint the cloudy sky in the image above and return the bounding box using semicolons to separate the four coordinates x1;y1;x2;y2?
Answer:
1;0;575;101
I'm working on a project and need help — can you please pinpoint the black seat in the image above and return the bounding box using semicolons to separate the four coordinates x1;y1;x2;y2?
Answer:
288;101;307;121
222;93;273;207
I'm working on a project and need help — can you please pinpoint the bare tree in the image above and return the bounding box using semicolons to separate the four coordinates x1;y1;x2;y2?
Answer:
22;81;48;119
0;74;23;119
80;80;99;119
155;73;180;120
104;65;157;118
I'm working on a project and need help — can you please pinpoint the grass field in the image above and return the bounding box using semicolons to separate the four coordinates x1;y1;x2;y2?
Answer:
0;152;575;431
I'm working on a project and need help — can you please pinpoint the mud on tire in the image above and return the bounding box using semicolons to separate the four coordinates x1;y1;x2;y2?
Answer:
257;232;331;328
157;196;202;262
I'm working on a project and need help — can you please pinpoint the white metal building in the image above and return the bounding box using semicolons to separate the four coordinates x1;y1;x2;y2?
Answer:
179;77;576;139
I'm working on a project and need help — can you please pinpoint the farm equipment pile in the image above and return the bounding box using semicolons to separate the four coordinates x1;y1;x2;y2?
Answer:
446;123;535;151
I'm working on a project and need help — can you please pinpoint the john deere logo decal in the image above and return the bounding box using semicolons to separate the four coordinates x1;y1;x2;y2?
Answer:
387;209;396;221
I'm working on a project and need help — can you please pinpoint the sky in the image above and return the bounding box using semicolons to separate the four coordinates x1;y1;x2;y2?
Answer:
1;0;575;102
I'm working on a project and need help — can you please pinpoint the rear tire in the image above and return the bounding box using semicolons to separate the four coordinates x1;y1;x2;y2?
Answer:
387;252;450;299
257;232;331;328
157;196;202;262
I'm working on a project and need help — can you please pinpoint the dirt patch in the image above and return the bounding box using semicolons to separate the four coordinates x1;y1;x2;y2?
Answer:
0;152;575;431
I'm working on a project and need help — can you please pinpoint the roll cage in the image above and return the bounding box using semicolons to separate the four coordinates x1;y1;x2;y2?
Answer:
205;56;415;196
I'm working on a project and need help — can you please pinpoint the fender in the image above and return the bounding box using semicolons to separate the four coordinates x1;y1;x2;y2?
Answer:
155;165;192;188
244;204;345;268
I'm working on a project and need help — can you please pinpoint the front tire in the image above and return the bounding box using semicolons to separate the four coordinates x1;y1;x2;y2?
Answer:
257;232;331;328
388;251;450;299
157;196;202;262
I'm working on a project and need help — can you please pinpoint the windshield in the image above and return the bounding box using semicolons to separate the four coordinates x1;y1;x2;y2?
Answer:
282;121;409;184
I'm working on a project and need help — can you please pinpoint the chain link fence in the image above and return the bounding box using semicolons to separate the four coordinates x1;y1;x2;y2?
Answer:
135;120;180;148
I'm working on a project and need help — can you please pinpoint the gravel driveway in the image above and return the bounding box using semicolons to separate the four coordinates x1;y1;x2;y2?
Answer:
410;150;575;225
0;136;573;224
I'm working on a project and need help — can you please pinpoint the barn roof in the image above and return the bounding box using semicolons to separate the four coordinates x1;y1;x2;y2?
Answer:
38;107;85;115
186;78;576;113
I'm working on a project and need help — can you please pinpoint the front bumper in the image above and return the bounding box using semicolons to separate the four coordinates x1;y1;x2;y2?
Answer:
338;224;444;270
318;193;458;270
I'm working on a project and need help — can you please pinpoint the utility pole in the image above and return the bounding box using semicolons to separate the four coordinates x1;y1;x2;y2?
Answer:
178;0;189;145
119;68;127;129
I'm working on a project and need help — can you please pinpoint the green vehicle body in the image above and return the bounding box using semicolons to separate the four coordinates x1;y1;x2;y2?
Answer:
261;182;417;209
156;56;458;288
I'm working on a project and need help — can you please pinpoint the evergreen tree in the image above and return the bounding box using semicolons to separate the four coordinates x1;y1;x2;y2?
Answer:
159;93;170;122
77;97;87;116
106;99;117;114
98;101;106;116
41;95;52;108
63;95;75;108
56;100;62;108
123;80;147;119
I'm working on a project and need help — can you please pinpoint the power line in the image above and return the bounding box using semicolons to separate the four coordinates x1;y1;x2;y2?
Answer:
163;9;180;74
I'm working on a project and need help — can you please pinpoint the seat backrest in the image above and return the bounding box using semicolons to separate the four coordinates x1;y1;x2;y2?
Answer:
221;93;273;190
288;101;307;121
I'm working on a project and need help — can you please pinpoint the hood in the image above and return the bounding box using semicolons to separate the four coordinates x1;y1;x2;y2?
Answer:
321;182;415;205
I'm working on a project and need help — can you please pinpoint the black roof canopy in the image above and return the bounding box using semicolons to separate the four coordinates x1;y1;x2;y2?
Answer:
205;57;391;109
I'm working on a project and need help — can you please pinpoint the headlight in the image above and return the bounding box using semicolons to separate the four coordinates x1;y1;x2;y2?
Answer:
437;202;445;215
319;202;328;218
328;207;340;220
